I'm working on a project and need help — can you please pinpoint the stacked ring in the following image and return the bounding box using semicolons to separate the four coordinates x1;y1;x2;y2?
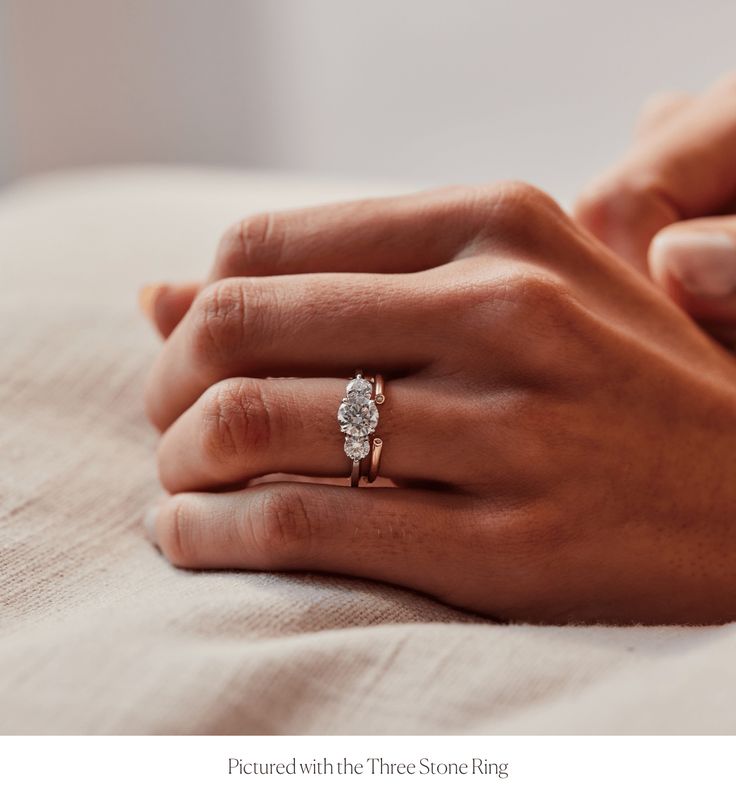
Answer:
337;371;385;486
366;374;385;483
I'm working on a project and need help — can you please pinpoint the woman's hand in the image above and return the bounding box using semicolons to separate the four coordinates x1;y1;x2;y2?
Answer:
144;183;736;625
575;73;736;344
142;73;736;346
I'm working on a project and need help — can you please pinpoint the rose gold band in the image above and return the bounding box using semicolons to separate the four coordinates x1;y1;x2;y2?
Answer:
367;437;383;483
374;374;385;406
366;373;384;483
350;460;361;487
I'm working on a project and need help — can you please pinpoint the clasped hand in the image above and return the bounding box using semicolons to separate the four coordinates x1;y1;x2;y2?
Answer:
142;75;736;624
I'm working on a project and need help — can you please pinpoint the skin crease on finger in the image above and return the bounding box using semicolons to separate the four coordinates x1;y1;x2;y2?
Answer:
145;180;736;626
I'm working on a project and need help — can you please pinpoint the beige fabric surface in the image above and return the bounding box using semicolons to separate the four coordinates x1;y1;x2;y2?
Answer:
1;168;735;735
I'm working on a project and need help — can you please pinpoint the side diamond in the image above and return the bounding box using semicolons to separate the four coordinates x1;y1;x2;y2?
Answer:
346;377;372;399
344;435;370;461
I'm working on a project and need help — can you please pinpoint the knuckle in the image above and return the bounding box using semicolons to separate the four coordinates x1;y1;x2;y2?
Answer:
462;269;573;323
481;181;563;221
190;279;251;367
200;379;272;462
491;505;580;620
573;180;625;236
244;487;313;567
507;271;571;311
489;179;552;207
215;212;283;278
575;177;678;242
501;273;587;348
446;502;580;622
455;270;593;380
465;181;568;253
157;496;197;567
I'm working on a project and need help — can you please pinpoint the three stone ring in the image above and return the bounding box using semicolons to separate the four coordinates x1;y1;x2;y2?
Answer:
337;371;385;486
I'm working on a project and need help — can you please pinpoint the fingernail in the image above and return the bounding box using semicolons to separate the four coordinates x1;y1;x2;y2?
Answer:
143;504;159;544
651;230;736;296
138;283;166;320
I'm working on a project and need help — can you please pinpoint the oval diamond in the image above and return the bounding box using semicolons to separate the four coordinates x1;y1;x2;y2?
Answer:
344;435;370;461
337;398;378;436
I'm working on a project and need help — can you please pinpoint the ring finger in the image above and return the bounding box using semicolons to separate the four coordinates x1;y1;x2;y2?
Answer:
157;375;468;493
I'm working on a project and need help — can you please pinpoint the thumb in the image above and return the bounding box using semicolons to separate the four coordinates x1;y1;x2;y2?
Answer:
649;217;736;330
138;282;200;338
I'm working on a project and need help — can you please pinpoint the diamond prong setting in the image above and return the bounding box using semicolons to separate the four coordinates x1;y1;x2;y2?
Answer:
338;374;379;464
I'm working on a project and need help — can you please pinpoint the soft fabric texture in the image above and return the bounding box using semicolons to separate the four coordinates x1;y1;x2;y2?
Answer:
0;168;734;734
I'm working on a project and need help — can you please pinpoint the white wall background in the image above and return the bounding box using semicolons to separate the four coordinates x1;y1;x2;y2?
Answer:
2;0;736;201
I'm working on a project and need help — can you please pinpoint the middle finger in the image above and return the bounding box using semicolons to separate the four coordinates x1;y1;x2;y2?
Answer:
145;272;438;431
